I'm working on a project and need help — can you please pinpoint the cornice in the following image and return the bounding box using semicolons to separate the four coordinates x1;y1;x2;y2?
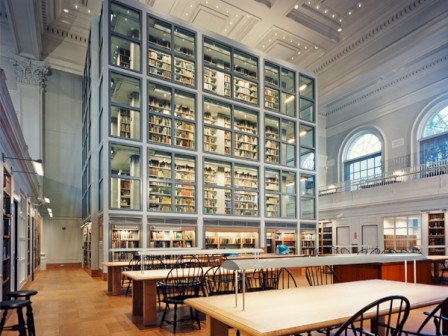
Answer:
321;52;448;117
312;0;429;75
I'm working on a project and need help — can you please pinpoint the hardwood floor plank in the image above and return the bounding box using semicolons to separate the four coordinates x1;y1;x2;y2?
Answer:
0;267;439;335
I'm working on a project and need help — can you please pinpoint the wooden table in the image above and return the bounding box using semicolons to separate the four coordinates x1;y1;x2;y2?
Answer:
334;258;433;284
185;279;448;336
123;267;213;326
102;261;129;295
427;255;448;283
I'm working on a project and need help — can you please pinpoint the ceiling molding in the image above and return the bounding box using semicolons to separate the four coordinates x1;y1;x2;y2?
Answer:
312;0;431;75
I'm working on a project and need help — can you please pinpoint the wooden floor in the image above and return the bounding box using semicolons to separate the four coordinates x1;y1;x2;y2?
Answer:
2;266;441;335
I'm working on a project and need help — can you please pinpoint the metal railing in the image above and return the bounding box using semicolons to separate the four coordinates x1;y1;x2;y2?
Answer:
319;159;448;196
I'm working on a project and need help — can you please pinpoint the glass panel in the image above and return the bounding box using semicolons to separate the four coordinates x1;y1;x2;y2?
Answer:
175;184;195;213
175;120;195;149
265;62;279;87
234;107;258;134
204;127;230;155
300;124;314;148
174;57;195;87
148;114;171;144
281;92;295;116
147;16;171;49
265;139;279;164
204;160;231;187
204;67;231;97
110;35;141;71
148;150;172;180
234;165;258;189
234;191;258;216
234;50;258;79
234;133;258;160
204;187;231;215
203;38;231;71
111;178;141;209
110;3;140;40
148;48;171;79
265;169;280;191
299;98;314;122
175;155;195;182
265;87;279;110
234;77;258;105
282;143;296;167
110;72;140;108
266;116;280;139
282;171;296;194
300;147;315;170
174;27;195;58
148;181;172;212
203;98;231;128
299;75;314;100
148;83;171;115
174;90;195;120
281;68;295;92
266;194;280;217
282;120;295;143
283;195;296;218
300;174;315;197
110;144;140;177
300;197;314;219
111;106;141;140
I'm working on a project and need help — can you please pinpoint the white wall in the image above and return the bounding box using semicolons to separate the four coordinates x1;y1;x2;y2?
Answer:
43;69;83;264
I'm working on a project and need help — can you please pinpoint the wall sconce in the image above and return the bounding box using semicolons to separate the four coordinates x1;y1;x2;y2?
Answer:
2;153;44;176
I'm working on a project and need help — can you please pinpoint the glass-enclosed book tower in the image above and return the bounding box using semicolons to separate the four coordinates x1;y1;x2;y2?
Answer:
81;0;318;269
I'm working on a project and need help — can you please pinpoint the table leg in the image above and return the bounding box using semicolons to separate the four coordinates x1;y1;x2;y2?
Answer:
132;280;143;315
206;315;229;336
442;301;448;334
142;280;158;326
111;267;123;295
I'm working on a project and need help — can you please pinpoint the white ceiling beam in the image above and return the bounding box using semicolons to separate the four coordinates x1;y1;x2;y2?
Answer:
4;0;42;60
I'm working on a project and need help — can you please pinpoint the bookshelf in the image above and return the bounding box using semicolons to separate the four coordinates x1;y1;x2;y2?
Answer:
148;49;171;79
428;213;445;255
234;78;257;105
274;231;296;254
174;58;195;87
2;165;12;299
111;225;140;249
204;230;258;249
150;227;195;248
301;231;316;255
119;180;132;208
82;223;91;268
318;222;333;255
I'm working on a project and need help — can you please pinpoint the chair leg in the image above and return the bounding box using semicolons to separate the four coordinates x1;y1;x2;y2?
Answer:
173;303;178;334
26;304;36;336
160;303;169;328
16;307;27;336
0;308;8;334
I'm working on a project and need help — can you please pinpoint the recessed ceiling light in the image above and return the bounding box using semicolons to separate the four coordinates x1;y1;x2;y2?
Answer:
294;4;299;9
63;8;69;13
324;9;328;13
75;4;78;9
88;9;91;14
290;39;293;43
291;57;294;60
316;5;319;9
332;14;335;18
348;11;352;15
337;28;342;32
339;19;342;22
358;2;362;7
282;36;285;39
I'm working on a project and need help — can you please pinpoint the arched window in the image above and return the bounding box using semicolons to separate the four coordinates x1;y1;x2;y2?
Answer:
343;132;382;181
420;106;448;164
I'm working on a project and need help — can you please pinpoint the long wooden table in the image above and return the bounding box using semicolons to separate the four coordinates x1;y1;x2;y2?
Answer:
102;261;128;295
185;279;448;336
122;267;213;326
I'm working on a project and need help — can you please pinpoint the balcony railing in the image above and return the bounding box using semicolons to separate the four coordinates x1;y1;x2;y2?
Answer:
319;159;448;196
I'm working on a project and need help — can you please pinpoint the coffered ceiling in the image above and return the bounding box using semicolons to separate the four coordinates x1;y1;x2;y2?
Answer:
3;0;448;119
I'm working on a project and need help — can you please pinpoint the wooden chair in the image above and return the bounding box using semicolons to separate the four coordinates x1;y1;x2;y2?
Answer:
305;265;339;286
203;265;238;296
333;295;410;336
246;267;297;292
122;255;141;296
370;247;381;254
398;297;448;335
159;261;203;333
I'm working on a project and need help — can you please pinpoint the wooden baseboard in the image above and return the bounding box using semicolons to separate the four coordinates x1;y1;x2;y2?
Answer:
47;263;82;269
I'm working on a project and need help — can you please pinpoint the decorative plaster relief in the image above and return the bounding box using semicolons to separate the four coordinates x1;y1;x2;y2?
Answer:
10;55;49;88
